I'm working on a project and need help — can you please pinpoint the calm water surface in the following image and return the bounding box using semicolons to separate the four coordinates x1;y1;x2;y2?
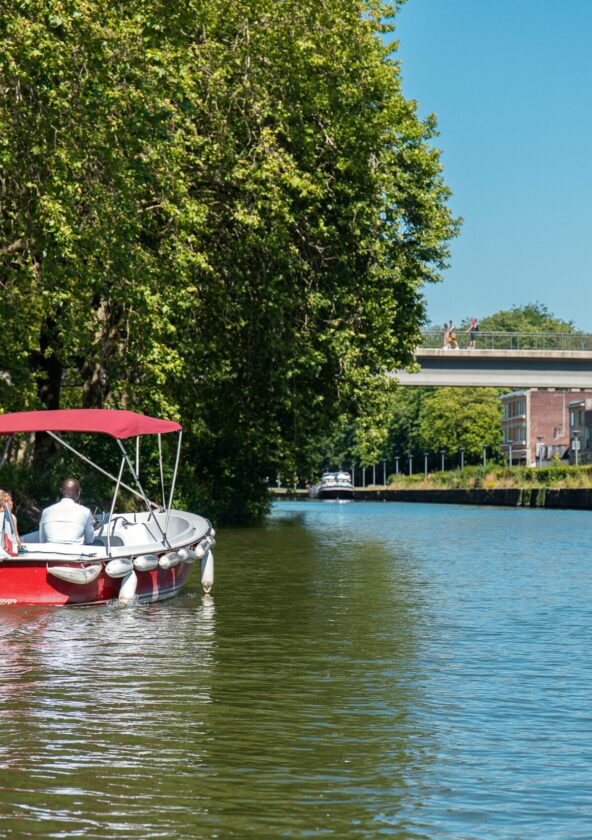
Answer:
1;501;592;838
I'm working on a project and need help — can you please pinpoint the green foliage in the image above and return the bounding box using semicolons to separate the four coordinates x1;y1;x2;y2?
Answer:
383;387;428;458
0;0;458;522
385;463;592;493
431;464;490;487
502;464;592;486
416;387;502;461
479;302;576;334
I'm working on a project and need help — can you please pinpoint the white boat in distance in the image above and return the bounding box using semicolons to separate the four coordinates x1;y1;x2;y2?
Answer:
310;471;354;501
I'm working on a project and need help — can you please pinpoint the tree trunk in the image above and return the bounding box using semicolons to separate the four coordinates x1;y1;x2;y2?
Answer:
81;297;123;409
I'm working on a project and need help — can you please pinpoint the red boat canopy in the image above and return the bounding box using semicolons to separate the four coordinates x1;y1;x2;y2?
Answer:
0;409;182;439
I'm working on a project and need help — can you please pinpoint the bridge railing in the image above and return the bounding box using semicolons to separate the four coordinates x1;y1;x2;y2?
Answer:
419;331;592;351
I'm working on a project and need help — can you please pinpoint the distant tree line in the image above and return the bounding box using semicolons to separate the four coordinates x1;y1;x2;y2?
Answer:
0;1;458;521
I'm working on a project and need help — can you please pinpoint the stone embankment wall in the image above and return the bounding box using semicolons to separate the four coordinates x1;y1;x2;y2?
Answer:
352;488;592;509
271;488;592;509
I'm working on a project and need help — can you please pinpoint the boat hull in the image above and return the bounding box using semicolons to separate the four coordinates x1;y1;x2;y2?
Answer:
317;486;354;501
0;560;192;606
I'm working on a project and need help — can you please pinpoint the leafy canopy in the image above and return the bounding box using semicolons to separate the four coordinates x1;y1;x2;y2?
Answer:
479;303;576;334
0;0;458;521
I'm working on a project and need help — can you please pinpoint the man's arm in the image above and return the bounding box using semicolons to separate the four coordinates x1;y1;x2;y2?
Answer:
83;512;95;545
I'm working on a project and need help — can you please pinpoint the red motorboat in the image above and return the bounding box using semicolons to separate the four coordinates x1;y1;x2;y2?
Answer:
0;409;214;606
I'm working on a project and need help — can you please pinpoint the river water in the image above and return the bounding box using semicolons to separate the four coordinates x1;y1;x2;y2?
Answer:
1;500;592;838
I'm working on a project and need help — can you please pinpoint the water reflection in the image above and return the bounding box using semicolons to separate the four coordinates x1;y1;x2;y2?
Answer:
2;502;591;837
200;504;429;837
0;594;217;838
0;503;430;838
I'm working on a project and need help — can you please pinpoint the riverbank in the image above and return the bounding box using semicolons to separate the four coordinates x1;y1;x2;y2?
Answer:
271;464;592;509
271;486;592;509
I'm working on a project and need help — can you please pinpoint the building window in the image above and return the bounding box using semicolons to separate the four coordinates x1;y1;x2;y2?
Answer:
571;411;576;428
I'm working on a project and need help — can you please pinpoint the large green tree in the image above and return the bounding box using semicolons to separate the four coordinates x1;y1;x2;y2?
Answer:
478;302;576;336
0;0;458;521
416;387;502;463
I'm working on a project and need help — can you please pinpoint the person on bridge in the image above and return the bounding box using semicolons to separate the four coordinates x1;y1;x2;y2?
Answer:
466;318;479;349
442;322;450;349
448;321;459;349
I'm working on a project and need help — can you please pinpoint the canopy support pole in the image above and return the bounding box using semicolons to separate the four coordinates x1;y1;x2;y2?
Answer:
117;439;170;548
157;433;166;510
107;456;126;558
165;431;182;536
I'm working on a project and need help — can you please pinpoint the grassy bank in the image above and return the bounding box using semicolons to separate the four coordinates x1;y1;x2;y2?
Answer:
384;463;592;491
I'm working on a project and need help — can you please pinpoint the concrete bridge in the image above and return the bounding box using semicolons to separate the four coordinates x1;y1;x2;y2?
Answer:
393;332;592;388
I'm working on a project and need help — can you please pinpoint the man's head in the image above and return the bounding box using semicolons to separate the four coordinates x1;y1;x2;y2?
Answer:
60;477;81;502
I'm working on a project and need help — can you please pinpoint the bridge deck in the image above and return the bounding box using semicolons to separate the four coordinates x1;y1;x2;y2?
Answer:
393;348;592;388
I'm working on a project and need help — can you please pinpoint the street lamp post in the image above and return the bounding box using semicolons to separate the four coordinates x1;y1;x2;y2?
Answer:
382;459;386;486
483;445;488;467
395;455;400;476
536;435;544;468
460;447;465;470
372;464;376;485
424;452;429;476
408;453;413;475
440;449;446;471
508;439;513;467
573;430;581;466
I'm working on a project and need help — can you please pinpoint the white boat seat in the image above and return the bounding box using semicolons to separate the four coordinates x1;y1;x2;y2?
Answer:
94;522;159;547
93;536;125;547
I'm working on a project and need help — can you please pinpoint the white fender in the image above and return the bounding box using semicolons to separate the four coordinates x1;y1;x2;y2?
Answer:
159;551;181;570
200;549;214;594
118;570;138;606
48;564;102;585
105;558;134;578
178;547;197;564
194;541;208;560
134;554;159;572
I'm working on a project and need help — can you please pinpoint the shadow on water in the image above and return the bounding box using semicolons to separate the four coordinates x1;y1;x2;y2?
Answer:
202;502;432;837
0;501;432;839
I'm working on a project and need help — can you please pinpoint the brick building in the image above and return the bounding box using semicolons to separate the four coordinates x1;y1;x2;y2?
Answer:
500;389;592;466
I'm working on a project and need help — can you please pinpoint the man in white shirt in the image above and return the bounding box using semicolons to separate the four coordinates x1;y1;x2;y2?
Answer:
39;477;95;544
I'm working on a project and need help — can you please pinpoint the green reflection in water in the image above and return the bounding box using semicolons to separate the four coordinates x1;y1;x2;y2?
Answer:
197;506;429;837
0;503;429;838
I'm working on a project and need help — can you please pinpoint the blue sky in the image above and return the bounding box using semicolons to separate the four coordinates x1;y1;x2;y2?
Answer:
392;0;592;330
